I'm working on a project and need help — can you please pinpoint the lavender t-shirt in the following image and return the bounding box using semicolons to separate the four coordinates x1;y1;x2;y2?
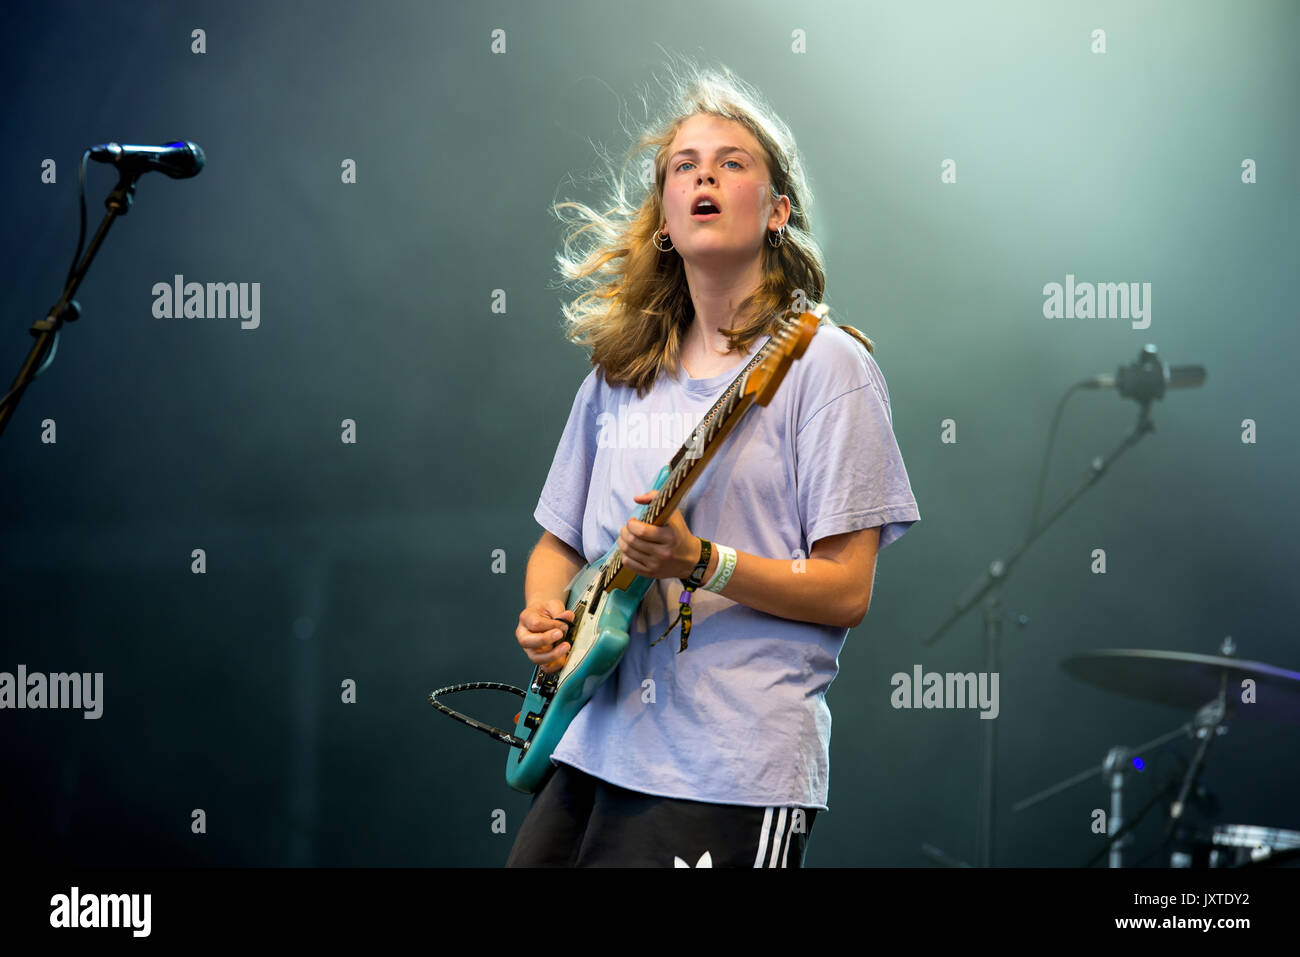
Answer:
533;324;920;809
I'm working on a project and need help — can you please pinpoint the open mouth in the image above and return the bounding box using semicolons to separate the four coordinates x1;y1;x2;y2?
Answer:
691;196;722;219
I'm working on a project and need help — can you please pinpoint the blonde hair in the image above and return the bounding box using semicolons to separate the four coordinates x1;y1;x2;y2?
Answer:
549;53;875;398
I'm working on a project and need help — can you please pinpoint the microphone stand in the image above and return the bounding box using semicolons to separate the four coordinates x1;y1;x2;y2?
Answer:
921;396;1157;867
0;168;140;437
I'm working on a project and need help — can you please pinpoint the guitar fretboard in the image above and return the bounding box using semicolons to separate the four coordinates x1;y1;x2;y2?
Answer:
597;317;796;592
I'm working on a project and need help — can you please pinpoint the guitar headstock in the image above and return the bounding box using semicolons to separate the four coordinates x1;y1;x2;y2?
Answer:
743;309;821;406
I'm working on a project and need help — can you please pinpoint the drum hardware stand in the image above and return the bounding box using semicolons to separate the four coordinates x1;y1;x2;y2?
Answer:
1102;746;1133;869
1016;635;1242;866
1013;722;1189;866
1166;645;1233;845
1092;689;1229;869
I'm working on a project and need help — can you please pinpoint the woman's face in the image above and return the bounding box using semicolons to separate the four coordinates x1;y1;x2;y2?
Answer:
661;113;787;267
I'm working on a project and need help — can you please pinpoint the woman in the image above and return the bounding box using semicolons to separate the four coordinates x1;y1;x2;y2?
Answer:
508;59;920;867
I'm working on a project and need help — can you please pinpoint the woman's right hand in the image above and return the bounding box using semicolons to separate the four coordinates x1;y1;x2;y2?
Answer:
516;599;575;675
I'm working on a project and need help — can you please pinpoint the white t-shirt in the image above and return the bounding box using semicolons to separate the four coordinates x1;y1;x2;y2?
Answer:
533;324;921;809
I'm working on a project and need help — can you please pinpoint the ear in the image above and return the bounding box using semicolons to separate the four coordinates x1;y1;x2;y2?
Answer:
768;193;791;231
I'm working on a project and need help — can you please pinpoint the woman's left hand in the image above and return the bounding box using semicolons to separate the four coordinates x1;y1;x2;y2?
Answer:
618;490;701;580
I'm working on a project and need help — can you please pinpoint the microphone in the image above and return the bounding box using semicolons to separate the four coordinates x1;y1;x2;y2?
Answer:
88;141;205;179
1084;344;1206;403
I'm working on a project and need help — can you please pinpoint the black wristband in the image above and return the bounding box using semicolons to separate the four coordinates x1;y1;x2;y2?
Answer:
682;538;712;588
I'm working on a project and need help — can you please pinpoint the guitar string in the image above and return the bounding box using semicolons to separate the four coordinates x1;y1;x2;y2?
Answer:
553;316;797;690
597;316;794;593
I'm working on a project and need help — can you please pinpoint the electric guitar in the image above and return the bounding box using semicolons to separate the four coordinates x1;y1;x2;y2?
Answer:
506;308;822;793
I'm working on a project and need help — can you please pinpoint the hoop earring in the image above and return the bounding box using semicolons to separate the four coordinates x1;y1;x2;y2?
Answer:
653;229;674;252
768;226;786;248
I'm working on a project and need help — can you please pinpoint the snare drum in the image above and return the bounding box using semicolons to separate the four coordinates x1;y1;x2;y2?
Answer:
1208;824;1300;867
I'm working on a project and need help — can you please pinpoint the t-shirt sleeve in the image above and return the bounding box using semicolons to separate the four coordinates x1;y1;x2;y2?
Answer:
795;351;920;551
534;367;602;557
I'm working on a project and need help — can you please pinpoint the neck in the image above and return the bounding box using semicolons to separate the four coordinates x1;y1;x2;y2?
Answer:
680;256;765;357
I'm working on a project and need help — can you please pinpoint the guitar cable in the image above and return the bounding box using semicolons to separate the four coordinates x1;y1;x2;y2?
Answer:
428;681;529;749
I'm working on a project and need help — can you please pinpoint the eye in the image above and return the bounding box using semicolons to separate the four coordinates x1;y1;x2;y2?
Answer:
675;159;744;172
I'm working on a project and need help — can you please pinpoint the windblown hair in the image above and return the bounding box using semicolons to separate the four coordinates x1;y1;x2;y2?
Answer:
549;54;875;398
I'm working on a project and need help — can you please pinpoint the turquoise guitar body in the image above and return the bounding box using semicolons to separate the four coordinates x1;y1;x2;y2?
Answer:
504;465;668;793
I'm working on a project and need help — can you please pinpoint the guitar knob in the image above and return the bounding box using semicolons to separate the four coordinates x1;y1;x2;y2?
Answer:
524;712;541;730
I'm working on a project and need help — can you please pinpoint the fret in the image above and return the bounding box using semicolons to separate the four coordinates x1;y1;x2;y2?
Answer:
597;314;814;593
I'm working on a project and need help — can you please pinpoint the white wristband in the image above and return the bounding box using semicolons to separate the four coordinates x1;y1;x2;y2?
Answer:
703;544;737;593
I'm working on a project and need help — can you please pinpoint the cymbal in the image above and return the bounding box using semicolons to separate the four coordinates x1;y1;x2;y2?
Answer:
1062;649;1300;724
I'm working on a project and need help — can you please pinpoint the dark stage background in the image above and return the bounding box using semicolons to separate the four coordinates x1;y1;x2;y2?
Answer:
2;0;1297;868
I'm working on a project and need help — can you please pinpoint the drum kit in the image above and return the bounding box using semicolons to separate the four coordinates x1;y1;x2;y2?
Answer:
920;348;1297;868
1014;635;1300;867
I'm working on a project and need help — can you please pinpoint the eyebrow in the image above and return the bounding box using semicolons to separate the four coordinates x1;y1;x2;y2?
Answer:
668;146;754;163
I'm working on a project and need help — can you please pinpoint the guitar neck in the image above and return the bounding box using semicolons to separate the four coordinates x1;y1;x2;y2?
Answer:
604;323;796;591
652;389;755;521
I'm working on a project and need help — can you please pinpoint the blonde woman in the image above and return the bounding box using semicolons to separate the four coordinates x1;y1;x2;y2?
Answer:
509;59;920;867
